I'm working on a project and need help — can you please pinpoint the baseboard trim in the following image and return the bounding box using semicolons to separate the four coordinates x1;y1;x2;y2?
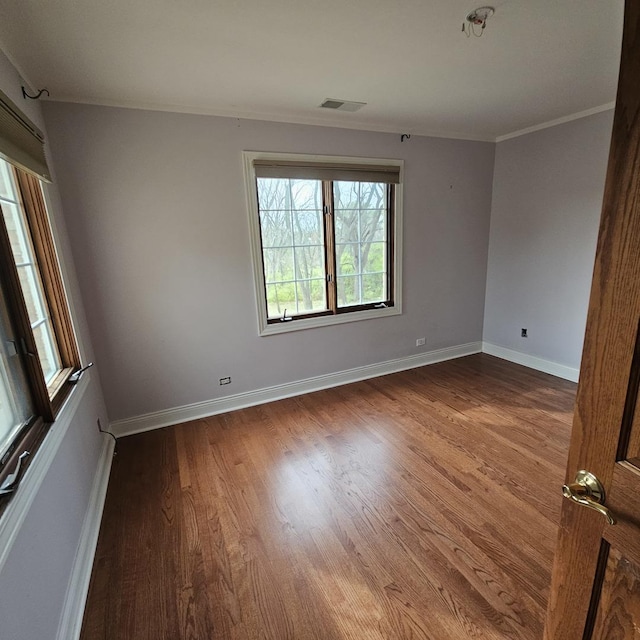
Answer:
482;342;579;382
56;435;115;640
111;341;482;438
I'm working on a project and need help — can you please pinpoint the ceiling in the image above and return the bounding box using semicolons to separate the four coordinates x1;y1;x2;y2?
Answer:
0;0;625;141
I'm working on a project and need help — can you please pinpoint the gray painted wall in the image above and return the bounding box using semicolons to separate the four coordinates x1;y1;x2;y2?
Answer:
0;52;109;640
0;41;617;639
483;110;614;370
0;48;616;640
42;103;495;422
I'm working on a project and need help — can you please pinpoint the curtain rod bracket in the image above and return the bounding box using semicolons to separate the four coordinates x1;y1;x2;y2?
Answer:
22;87;50;101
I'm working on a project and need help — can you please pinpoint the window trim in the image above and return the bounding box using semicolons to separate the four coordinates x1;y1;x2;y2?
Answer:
243;151;403;336
14;169;80;412
0;164;81;515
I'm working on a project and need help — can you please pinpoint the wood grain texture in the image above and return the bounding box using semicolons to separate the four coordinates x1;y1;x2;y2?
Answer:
544;2;640;638
81;354;575;640
604;463;640;570
593;548;640;640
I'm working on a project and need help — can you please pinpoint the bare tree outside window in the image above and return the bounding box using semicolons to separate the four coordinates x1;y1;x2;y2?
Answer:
258;178;326;318
257;177;391;320
250;153;398;330
334;181;388;306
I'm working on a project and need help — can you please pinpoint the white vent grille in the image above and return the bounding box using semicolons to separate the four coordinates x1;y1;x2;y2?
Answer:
320;98;366;112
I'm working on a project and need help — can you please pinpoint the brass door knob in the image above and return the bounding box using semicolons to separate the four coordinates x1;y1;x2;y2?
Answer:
562;470;615;525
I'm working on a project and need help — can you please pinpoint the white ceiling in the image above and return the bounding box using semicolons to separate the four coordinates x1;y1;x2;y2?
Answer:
0;0;625;141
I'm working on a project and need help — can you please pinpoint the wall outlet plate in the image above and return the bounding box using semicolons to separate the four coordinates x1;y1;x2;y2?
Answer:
416;338;426;346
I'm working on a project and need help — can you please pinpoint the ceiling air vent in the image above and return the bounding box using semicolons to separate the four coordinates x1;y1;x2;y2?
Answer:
320;98;366;112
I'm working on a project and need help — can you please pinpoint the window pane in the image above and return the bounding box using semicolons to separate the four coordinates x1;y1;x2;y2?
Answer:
361;242;387;274
359;182;386;209
259;210;292;248
336;243;359;276
0;269;36;458
334;209;359;244
333;181;360;211
294;245;324;280
292;210;323;245
1;201;31;264
0;161;17;201
296;279;326;314
257;177;328;320
334;181;389;307
257;178;288;211
359;210;386;242
0;160;63;381
289;179;322;211
362;273;386;303
262;247;294;284
265;283;296;320
32;321;59;384
16;265;47;322
337;275;361;307
334;181;385;210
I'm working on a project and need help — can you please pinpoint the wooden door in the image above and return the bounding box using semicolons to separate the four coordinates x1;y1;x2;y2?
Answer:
544;2;640;638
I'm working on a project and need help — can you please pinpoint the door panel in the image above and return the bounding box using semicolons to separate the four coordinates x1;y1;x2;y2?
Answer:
544;1;640;638
603;464;640;567
592;548;640;639
623;372;640;466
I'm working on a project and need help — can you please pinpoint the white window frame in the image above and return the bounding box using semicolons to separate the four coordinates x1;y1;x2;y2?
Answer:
243;151;403;336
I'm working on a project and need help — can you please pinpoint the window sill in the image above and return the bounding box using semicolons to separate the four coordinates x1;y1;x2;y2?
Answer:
47;367;73;399
259;304;401;336
0;371;91;573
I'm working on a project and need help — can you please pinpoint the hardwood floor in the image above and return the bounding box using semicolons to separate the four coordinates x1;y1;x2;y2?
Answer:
80;354;576;640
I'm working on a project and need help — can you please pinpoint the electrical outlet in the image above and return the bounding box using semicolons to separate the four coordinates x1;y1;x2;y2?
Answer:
219;376;231;385
521;328;528;338
416;337;426;346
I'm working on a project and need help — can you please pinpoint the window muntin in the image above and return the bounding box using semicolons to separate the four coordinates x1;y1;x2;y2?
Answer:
0;162;80;513
246;153;402;335
258;178;327;319
0;159;62;385
256;177;394;323
334;180;389;308
0;275;35;462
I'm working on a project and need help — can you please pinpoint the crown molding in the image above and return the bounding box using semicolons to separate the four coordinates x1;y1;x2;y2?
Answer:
41;95;615;145
44;95;496;142
495;102;616;143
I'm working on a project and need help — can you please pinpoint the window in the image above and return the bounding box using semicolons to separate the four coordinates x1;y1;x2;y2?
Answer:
244;153;403;334
0;89;80;512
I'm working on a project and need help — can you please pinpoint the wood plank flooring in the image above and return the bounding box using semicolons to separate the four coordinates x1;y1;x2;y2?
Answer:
80;354;576;640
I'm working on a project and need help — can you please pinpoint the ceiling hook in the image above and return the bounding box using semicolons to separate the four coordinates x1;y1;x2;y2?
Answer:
401;134;411;142
22;86;50;100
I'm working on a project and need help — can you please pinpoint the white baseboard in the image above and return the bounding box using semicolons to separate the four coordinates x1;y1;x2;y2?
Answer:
52;338;573;638
56;435;115;640
111;341;483;438
482;342;580;382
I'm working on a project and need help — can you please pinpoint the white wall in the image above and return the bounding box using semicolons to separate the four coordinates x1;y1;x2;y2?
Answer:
0;51;110;640
483;111;614;374
41;102;495;423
